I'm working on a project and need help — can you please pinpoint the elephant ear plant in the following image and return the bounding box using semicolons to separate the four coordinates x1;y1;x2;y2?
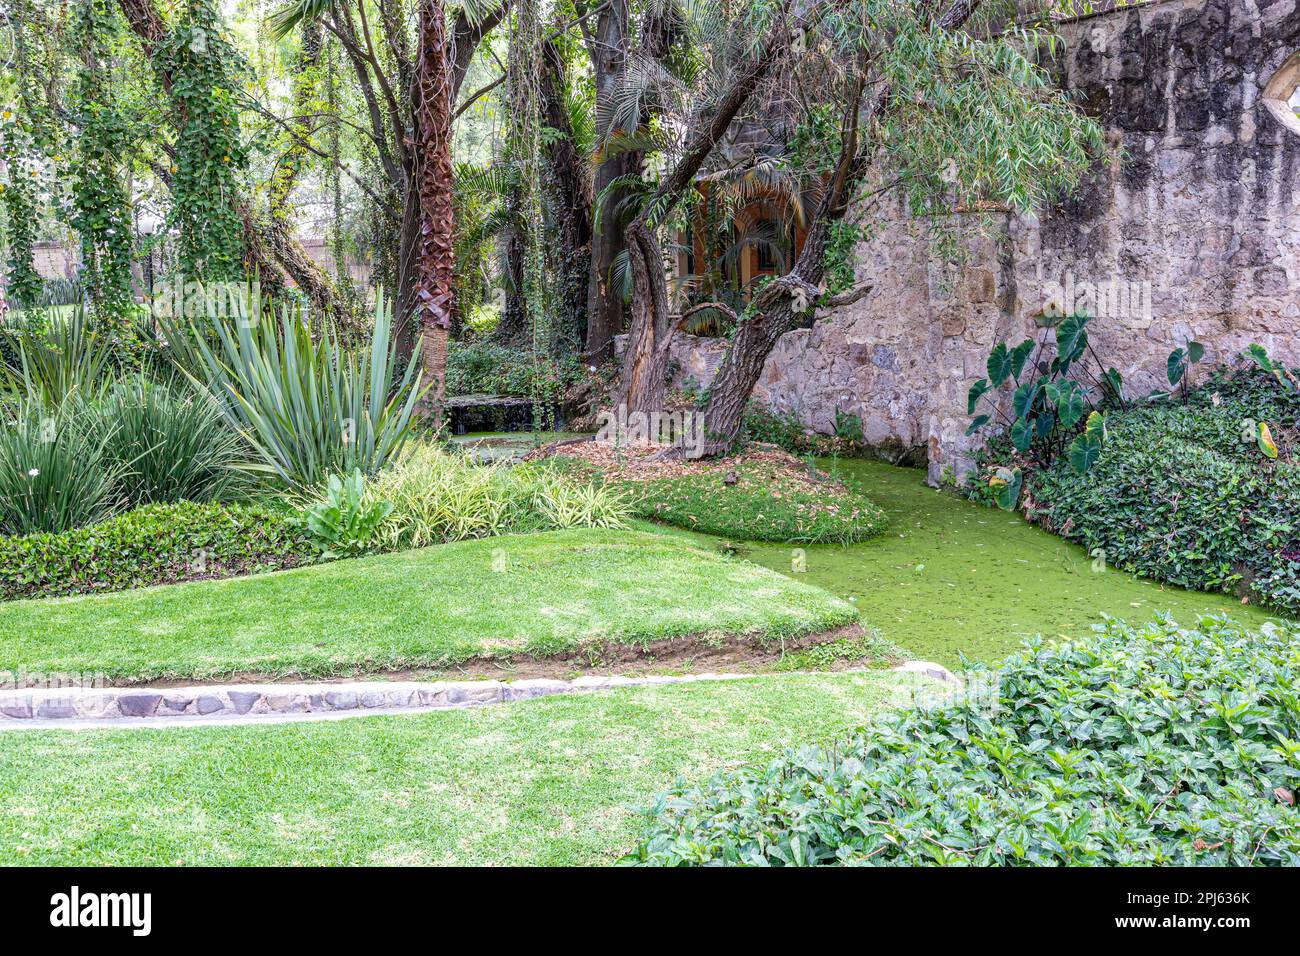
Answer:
163;289;426;491
967;312;1120;510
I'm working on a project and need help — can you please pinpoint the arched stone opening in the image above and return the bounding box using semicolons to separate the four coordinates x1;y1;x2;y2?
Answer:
1262;51;1300;136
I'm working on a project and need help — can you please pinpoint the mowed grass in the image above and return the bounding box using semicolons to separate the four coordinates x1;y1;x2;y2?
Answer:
0;529;860;682
0;671;929;865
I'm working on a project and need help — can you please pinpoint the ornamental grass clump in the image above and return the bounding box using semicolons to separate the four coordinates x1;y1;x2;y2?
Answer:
360;442;630;551
626;615;1300;866
0;399;122;536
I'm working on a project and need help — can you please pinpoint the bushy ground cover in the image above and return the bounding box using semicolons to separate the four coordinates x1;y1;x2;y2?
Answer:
1000;365;1300;614
0;528;863;682
625;615;1300;866
0;501;309;601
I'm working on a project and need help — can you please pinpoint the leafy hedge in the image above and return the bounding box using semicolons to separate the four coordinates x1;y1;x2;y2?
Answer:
1021;366;1300;613
0;501;312;601
446;339;583;399
625;615;1300;866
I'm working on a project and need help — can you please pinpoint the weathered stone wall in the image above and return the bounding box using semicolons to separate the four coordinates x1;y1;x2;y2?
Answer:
670;0;1300;482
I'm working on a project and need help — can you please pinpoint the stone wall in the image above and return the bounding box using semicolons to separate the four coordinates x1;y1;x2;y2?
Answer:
669;0;1300;482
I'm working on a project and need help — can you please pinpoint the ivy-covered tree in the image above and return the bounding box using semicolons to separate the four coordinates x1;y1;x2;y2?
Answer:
69;0;136;321
160;0;249;281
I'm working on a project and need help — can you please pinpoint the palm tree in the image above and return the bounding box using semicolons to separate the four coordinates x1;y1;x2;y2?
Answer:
410;0;456;421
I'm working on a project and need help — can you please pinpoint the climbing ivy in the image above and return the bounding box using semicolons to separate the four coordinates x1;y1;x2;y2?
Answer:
160;0;248;281
508;0;556;428
69;0;135;322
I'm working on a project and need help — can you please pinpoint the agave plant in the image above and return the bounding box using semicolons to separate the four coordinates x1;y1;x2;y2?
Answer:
163;291;426;491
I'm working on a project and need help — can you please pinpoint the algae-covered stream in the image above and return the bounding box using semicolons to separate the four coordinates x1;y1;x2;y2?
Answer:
679;459;1280;668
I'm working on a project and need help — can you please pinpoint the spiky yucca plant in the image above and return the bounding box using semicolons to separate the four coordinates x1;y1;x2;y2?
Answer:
164;290;426;491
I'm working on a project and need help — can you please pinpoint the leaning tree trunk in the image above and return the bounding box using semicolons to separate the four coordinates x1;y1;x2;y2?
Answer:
616;220;675;414
409;0;457;422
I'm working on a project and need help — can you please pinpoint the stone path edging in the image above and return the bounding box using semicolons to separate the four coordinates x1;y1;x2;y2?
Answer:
0;661;960;730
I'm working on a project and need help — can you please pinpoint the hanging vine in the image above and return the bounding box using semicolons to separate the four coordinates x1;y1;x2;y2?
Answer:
507;0;554;430
160;0;248;281
69;0;135;322
0;0;47;308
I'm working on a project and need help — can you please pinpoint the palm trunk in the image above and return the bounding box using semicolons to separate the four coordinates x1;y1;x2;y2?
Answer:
410;0;456;422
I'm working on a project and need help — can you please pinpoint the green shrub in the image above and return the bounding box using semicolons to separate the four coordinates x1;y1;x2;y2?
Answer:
625;615;1300;866
362;443;630;550
446;338;582;400
301;469;393;558
628;459;888;544
0;400;123;536
164;292;425;491
1022;366;1299;613
0;500;311;601
741;403;865;458
90;375;249;506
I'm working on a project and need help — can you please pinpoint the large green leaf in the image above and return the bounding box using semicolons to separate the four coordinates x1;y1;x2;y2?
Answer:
987;343;1012;387
1056;384;1086;428
967;379;990;415
1055;313;1090;365
989;466;1023;511
1069;431;1102;474
1167;348;1186;386
1012;380;1042;420
965;414;990;436
1010;339;1035;379
1011;417;1034;451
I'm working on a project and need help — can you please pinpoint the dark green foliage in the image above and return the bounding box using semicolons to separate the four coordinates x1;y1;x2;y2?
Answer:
625;615;1300;866
1027;365;1299;613
90;375;249;506
446;339;583;400
967;314;1117;509
0;500;311;601
0;400;123;536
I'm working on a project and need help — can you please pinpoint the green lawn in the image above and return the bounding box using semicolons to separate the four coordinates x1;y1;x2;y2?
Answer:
0;528;860;682
0;670;929;865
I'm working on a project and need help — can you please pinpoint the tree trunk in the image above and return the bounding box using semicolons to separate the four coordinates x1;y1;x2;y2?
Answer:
614;14;792;413
582;0;631;364
410;0;456;421
617;220;674;414
540;36;593;353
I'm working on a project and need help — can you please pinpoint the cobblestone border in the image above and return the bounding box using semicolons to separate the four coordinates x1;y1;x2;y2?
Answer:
0;662;959;728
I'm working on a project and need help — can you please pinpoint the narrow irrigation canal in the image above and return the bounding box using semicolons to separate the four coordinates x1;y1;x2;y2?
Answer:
714;459;1280;668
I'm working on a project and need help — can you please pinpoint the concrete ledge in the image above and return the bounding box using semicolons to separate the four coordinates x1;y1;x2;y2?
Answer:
0;673;752;727
0;662;956;730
